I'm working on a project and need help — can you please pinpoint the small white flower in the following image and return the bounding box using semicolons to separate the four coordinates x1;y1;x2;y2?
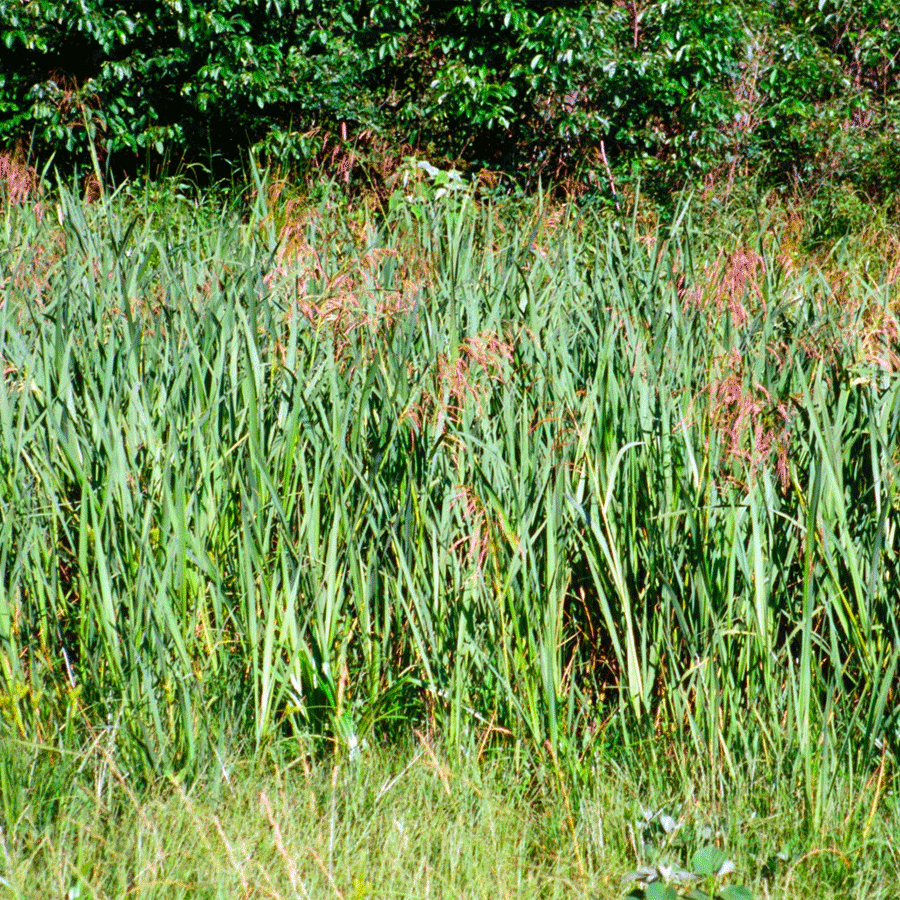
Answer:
660;814;681;834
717;860;736;878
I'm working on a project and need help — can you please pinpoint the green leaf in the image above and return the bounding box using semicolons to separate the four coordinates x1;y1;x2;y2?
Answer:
646;884;678;900
691;845;729;878
720;887;753;900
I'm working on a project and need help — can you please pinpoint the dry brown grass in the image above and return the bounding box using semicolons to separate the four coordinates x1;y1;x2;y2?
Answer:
684;245;768;329
678;245;796;491
0;153;63;310
262;196;426;363
403;330;516;436
0;151;40;206
671;214;900;493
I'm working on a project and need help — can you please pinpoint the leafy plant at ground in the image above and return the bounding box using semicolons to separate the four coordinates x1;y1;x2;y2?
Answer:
625;808;752;899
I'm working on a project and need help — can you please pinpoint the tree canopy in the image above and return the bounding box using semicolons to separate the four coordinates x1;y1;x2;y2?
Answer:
1;0;898;199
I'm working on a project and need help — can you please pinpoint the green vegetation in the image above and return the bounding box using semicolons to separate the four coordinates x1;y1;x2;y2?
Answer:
2;731;897;899
2;0;899;205
1;150;898;895
3;6;899;896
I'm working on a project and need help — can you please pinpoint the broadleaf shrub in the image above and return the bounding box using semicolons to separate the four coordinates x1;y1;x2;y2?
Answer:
0;0;375;174
0;1;897;202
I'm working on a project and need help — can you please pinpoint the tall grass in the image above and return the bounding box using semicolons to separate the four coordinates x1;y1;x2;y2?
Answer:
1;163;897;806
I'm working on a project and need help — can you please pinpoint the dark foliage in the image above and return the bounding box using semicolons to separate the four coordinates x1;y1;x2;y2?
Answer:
1;0;898;200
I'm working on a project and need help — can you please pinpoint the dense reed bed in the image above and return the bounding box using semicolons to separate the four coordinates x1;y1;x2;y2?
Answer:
1;162;898;895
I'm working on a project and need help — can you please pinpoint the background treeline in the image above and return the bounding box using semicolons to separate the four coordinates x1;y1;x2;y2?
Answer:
2;0;899;202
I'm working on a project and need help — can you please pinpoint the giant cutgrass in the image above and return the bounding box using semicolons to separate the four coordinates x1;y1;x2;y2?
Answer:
0;162;897;806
